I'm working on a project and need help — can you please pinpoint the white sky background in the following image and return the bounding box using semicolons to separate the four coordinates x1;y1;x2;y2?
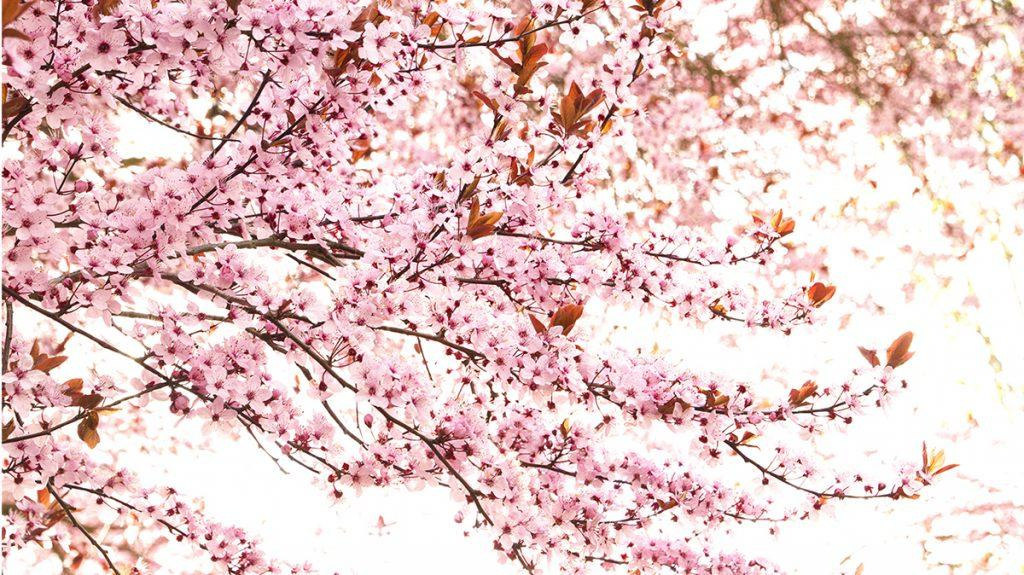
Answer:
5;95;1024;575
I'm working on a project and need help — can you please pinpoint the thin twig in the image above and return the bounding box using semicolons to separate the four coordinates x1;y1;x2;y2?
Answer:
209;71;272;159
4;382;172;444
47;484;123;575
114;96;236;142
2;299;13;374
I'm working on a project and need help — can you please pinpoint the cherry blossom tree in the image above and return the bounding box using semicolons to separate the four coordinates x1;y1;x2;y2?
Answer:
4;0;1018;573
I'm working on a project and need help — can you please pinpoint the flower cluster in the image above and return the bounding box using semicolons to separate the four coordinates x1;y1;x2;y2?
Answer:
2;0;998;572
